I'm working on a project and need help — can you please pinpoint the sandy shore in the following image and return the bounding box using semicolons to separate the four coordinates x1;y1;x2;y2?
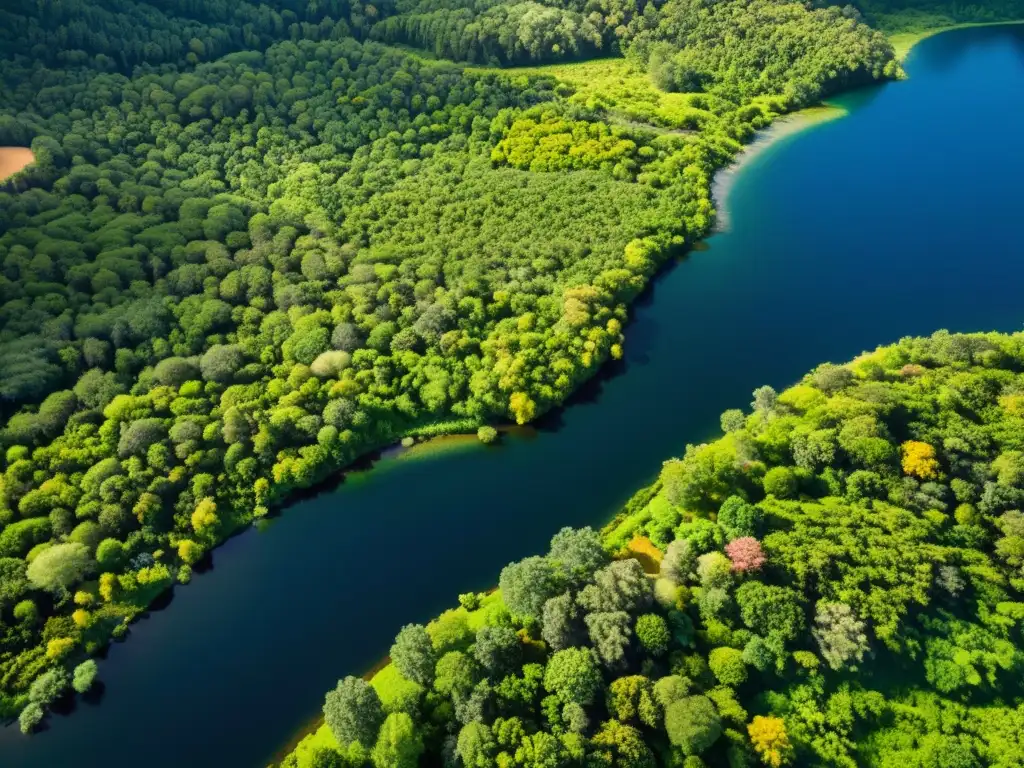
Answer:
711;105;847;232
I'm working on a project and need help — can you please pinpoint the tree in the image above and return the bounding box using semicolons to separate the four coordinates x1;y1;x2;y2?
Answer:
542;592;581;651
323;676;385;748
717;496;762;540
371;712;423;768
653;675;690;708
500;556;565;621
457;722;495;767
660;539;697;584
434;651;477;700
812;363;852;394
721;409;746;433
812;602;869;670
199;344;244;382
578;559;652;614
0;557;29;609
708;647;747;685
607;675;660;728
310;748;345;768
19;703;44;734
762;467;797;499
751;386;777;415
664;695;722;755
635;613;670;657
27;542;92;596
95;538;126;571
902;441;940;480
696;551;732;589
117;417;166;457
590;719;656;767
391;624;437;686
748;715;793;767
585;611;633;669
543;647;602;706
72;660;99;693
549;526;609;584
29;667;69;706
736;582;805;642
725;537;766;572
473;625;521;677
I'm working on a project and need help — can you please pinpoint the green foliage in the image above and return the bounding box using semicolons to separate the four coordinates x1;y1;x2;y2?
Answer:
28;667;69;706
19;702;44;734
635;613;671;657
665;695;722;755
26;542;92;595
323;676;385;749
371;712;423;768
708;647;747;686
72;660;99;694
543;647;602;706
289;331;1024;768
390;624;437;687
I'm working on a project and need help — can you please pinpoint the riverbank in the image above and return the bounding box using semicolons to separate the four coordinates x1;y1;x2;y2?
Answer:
0;147;33;182
711;104;847;232
889;19;1024;60
4;22;1022;767
271;96;855;768
278;328;1024;767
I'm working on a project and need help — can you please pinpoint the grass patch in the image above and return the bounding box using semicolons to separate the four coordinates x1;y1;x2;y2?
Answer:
472;57;716;131
888;20;1024;60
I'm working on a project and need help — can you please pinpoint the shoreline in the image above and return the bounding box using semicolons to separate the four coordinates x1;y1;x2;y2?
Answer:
889;19;1024;60
711;104;848;233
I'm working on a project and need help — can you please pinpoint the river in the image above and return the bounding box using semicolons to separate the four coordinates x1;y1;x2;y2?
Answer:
2;23;1023;768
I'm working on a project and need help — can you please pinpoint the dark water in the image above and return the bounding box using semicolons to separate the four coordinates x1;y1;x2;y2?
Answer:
4;24;1024;768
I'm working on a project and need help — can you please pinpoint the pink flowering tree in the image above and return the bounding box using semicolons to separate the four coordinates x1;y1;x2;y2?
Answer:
725;537;766;573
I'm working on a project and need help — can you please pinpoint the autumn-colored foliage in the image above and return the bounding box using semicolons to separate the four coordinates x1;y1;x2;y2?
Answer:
901;440;940;479
627;535;663;574
725;537;766;572
748;715;793;767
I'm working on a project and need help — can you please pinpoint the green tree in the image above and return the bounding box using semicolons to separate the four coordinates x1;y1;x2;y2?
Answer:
371;712;423;768
390;624;437;686
708;647;747;685
323;676;385;748
27;542;92;596
72;660;99;694
665;695;722;755
544;647;603;706
500;556;566;621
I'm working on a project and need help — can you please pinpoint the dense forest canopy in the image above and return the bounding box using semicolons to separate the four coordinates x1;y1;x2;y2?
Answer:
0;0;1017;744
284;331;1024;768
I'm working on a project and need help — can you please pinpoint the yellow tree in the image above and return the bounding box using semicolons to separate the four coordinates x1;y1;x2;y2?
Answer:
901;440;939;479
191;497;219;536
748;715;793;767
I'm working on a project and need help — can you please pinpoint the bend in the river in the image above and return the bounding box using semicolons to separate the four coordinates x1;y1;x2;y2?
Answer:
3;24;1023;768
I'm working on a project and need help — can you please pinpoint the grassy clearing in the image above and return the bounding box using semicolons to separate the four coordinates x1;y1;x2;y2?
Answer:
472;57;718;131
889;19;1024;60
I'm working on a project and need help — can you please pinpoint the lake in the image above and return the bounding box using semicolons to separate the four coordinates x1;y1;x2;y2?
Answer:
2;23;1022;768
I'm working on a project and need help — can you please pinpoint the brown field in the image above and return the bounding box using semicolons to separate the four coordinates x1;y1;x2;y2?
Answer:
0;147;34;182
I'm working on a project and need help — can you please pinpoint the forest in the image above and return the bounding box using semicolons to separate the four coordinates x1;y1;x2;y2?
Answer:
283;330;1024;767
0;0;1018;747
0;0;902;733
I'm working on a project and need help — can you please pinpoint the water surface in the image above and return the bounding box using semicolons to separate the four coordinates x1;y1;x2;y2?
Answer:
3;24;1023;768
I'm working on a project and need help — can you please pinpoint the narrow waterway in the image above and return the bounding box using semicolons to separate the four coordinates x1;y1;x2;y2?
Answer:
2;24;1023;768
